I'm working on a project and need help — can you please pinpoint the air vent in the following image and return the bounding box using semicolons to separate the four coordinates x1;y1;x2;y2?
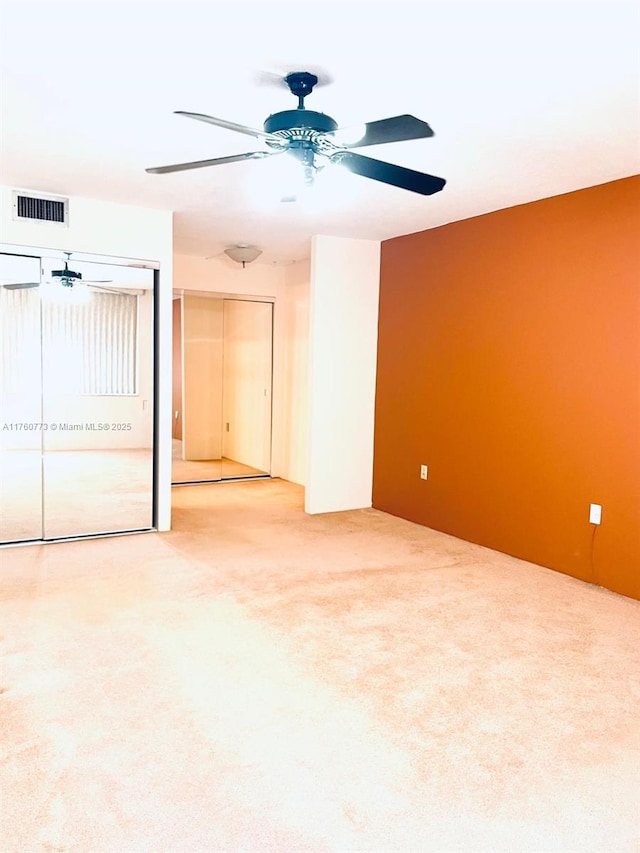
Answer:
12;191;69;226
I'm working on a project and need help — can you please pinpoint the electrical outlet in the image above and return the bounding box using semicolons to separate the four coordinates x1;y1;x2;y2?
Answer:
420;464;428;480
589;503;602;525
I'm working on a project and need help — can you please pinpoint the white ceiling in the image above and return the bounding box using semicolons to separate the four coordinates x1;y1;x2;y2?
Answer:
1;0;638;264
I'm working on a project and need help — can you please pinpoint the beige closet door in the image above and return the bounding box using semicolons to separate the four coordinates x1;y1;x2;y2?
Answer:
221;300;273;478
175;294;224;482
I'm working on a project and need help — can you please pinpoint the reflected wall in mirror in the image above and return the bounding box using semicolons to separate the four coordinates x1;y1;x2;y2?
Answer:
0;250;156;543
172;292;273;484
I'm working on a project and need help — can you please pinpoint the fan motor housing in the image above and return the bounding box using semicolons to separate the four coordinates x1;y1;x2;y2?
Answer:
52;269;81;282
264;109;337;136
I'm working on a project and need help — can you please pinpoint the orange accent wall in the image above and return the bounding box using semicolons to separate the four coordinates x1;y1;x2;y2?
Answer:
373;176;640;600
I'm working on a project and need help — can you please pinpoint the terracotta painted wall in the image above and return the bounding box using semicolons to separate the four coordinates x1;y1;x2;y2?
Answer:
373;176;640;600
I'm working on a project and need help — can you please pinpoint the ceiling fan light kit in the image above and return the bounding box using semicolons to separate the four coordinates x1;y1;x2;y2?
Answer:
146;70;446;197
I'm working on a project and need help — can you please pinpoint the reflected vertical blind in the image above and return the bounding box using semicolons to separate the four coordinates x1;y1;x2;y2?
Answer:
81;292;138;394
0;287;42;394
1;289;138;395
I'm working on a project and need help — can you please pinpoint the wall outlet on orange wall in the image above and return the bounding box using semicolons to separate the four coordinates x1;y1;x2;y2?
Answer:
420;465;428;480
589;504;602;525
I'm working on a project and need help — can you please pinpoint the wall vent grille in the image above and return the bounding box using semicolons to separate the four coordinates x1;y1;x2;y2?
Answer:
12;191;69;226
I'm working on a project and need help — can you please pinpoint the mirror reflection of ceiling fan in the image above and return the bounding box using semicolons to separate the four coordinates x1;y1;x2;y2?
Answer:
146;70;446;196
2;252;128;295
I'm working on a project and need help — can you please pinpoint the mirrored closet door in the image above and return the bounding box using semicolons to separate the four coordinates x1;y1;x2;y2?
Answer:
172;292;273;484
0;254;43;541
0;250;155;543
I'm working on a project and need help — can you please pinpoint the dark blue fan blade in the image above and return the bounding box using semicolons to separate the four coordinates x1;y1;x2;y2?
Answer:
335;115;434;148
336;151;445;195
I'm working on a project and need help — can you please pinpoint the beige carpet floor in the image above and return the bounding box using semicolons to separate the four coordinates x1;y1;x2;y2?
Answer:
1;479;639;852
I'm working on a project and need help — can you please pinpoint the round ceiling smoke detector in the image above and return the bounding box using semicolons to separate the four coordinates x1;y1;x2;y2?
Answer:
224;245;262;268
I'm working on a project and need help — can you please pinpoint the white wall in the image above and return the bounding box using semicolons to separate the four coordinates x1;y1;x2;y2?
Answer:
282;260;310;486
0;185;173;529
305;236;381;514
173;253;309;485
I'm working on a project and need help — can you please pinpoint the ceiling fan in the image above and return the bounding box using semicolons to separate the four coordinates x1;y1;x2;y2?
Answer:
2;252;121;293
146;71;446;196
